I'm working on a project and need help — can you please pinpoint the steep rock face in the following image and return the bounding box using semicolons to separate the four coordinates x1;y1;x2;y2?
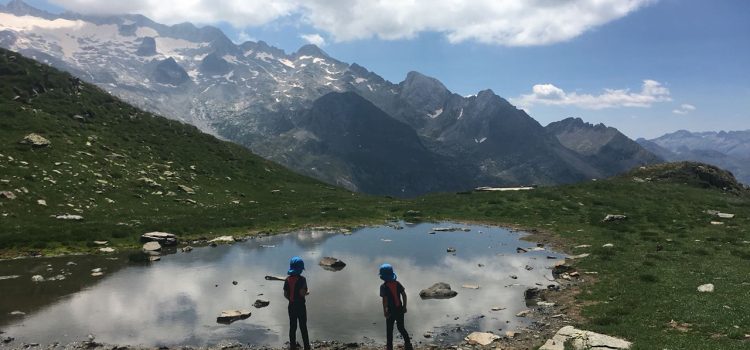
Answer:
275;92;464;196
152;58;190;85
136;37;156;56
546;117;662;176
639;130;750;184
200;52;231;75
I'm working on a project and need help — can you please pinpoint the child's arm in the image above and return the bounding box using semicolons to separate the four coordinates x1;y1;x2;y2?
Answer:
401;290;408;313
382;297;389;318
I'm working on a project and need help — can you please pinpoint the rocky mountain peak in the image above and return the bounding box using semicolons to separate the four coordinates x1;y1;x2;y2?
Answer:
2;0;55;19
399;71;450;112
295;44;329;58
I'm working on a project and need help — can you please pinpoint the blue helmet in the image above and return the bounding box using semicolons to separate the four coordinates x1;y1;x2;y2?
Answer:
379;263;397;281
288;256;305;275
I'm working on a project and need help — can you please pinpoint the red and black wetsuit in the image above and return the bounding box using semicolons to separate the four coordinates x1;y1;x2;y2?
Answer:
380;281;412;350
284;275;310;350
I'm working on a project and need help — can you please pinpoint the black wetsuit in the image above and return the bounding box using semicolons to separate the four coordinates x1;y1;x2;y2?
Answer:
380;281;413;350
284;275;310;350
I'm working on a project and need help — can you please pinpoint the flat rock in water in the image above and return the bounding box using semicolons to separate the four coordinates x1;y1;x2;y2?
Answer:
253;299;270;308
539;326;631;350
697;283;715;293
419;282;458;299
216;310;251;324
319;257;346;271
142;241;162;252
141;231;177;246
465;332;500;346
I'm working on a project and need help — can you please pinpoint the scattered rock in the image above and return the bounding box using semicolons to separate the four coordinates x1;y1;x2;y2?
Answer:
10;311;25;316
178;185;195;194
148;256;161;262
446;247;457;253
55;214;83;221
0;191;16;200
710;221;724;225
419;282;458;299
538;301;556;308
209;236;236;244
91;272;104;277
516;310;531;317
697;284;715;293
253;299;270;308
216;310;251;324
141;231;177;246
182;246;193;252
465;332;500;346
0;275;20;281
505;331;518;339
31;275;44;282
93;241;109;245
717;213;735;219
569;253;590;259
20;133;51;147
36;199;47;206
524;288;542;301
423;333;432;338
142;241;162;252
461;284;480;289
602;214;628;222
516;247;528;253
491;307;506;311
98;247;115;253
539;326;632;350
602;243;614;248
433;227;470;232
3;336;14;344
574;244;591;248
667;320;692;332
319;257;347;271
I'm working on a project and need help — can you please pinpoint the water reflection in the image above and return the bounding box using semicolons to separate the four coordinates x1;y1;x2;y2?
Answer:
0;222;563;346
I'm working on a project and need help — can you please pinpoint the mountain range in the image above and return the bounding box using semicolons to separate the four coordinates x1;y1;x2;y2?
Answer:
0;0;662;196
638;130;750;185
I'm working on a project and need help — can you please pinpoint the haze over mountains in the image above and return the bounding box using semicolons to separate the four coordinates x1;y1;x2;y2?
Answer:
0;0;665;195
638;130;750;185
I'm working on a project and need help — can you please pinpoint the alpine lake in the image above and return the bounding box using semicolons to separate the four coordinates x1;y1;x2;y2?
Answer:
0;222;565;347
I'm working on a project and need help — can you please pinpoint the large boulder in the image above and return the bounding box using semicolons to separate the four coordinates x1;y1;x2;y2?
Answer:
319;257;346;271
142;241;161;252
419;282;458;299
20;133;51;147
539;326;631;350
141;231;177;246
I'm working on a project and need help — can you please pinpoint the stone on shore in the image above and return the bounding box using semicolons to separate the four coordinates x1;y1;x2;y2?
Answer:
465;332;500;346
539;326;631;350
0;191;16;200
141;231;177;246
216;310;251;324
209;235;236;244
31;275;44;282
419;282;458;299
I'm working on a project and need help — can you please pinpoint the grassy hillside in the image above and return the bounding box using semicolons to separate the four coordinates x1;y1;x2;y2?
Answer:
0;48;391;254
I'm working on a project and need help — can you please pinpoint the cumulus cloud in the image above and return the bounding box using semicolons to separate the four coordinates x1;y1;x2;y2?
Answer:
513;80;672;109
47;0;654;46
300;33;326;46
672;103;696;115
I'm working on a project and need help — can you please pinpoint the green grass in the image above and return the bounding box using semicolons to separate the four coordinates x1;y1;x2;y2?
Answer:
1;48;748;349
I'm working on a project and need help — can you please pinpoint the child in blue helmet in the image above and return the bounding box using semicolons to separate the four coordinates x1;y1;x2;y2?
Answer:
284;256;310;350
379;263;413;350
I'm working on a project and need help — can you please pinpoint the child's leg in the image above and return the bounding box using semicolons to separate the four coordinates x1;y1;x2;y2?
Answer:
395;312;412;350
386;315;396;350
288;304;298;348
299;305;310;350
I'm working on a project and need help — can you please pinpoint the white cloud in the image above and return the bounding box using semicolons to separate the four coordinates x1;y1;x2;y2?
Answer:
672;103;696;115
235;30;255;44
513;80;672;110
47;0;654;46
300;33;326;46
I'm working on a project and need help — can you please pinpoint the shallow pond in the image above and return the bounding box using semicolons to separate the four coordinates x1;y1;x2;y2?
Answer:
0;222;564;347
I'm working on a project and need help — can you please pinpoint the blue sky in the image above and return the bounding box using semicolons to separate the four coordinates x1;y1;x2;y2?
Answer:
10;0;750;138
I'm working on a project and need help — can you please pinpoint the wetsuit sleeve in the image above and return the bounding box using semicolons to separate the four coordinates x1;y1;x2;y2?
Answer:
398;282;405;293
300;276;307;290
283;279;289;293
379;284;386;297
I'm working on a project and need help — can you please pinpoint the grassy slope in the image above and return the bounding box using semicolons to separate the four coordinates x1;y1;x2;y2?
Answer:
1;49;748;349
399;167;750;349
0;48;391;254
